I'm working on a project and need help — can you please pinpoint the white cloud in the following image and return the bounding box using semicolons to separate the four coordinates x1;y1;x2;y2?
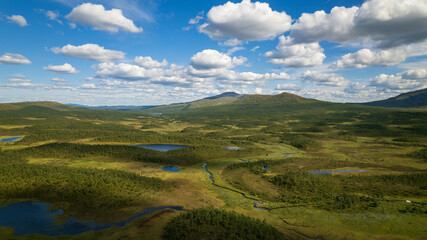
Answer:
134;56;168;68
344;82;368;94
290;0;427;48
188;65;289;84
80;83;98;89
189;11;204;24
199;0;292;41
94;62;164;80
254;87;263;94
51;44;125;62
5;82;44;88
399;69;427;79
332;48;406;68
8;75;31;82
95;55;289;88
66;3;142;33
7;15;28;27
332;41;427;68
369;71;427;90
190;49;246;69
220;39;243;47
46;10;59;20
300;71;349;86
265;36;325;67
226;47;245;55
52;78;69;82
251;46;260;52
0;53;31;64
68;22;77;29
275;83;302;91
43;63;80;74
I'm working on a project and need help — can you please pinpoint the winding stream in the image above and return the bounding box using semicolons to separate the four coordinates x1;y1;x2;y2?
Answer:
202;163;269;211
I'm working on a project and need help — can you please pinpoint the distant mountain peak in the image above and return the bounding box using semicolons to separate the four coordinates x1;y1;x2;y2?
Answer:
203;92;244;100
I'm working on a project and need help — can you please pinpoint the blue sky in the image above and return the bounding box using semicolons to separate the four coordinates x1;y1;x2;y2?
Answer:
0;0;426;105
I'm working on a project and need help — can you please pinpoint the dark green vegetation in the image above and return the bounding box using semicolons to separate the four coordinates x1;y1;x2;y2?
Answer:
357;88;427;108
0;91;426;240
225;159;426;212
163;208;284;240
0;163;167;212
4;142;260;166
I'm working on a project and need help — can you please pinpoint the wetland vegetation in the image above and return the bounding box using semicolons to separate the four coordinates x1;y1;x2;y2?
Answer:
0;92;426;239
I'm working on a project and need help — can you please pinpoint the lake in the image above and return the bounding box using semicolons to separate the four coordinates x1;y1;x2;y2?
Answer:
0;201;184;236
162;166;180;172
309;169;366;175
0;136;22;142
132;144;188;152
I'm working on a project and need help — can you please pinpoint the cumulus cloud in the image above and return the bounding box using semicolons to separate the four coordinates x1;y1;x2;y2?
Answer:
332;48;406;68
51;44;125;62
66;3;142;33
43;63;80;74
0;53;31;64
190;49;246;69
199;0;292;41
265;36;325;67
290;0;427;48
332;41;427;68
94;53;289;88
188;65;289;84
7;15;28;27
399;69;427;79
275;83;302;91
344;82;368;94
94;62;164;80
369;73;426;90
300;71;349;86
134;56;168;68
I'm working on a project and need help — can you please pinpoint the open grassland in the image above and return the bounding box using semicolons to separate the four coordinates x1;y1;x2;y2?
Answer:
0;99;426;239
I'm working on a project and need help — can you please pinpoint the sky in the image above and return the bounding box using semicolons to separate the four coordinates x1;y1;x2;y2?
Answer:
0;0;426;106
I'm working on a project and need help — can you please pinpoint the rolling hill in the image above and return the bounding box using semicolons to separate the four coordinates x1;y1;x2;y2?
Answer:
357;88;427;108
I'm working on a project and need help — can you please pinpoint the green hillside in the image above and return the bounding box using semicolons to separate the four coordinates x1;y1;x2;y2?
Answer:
357;88;427;108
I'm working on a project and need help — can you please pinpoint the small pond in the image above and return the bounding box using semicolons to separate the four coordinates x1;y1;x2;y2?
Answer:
132;144;188;152
0;201;184;236
262;166;269;171
283;153;293;157
221;147;241;150
0;136;23;142
162;166;180;172
309;169;366;175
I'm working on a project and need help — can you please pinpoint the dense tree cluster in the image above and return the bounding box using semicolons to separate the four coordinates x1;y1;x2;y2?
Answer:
0;163;168;210
163;208;284;240
225;160;427;212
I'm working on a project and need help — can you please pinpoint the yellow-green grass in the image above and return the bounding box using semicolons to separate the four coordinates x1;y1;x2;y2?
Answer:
0;125;31;129
271;206;427;240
